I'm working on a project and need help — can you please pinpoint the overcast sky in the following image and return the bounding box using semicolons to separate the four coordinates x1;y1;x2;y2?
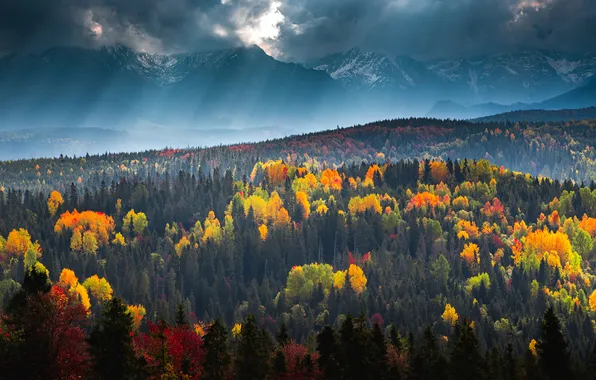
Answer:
1;0;595;61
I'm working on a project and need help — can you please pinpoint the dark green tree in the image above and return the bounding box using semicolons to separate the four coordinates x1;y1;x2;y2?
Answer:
87;297;141;380
234;314;272;380
317;325;340;380
203;319;231;380
273;350;287;377
537;307;574;380
276;322;290;346
449;321;483;380
175;303;187;326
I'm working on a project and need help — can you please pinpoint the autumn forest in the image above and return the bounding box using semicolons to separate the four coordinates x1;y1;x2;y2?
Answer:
1;117;596;379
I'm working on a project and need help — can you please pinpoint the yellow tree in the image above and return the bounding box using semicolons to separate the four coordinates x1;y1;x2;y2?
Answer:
112;232;126;246
83;275;113;303
122;209;148;235
58;268;91;311
244;195;268;224
175;236;191;257
203;211;223;244
348;195;382;216
127;305;147;330
333;270;346;290
296;191;310;220
258;224;268;241
320;169;342;191
47;191;64;216
267;192;291;227
442;304;459;326
460;243;480;265
82;231;99;255
348;264;367;294
430;161;449;183
589;290;596;311
4;228;40;258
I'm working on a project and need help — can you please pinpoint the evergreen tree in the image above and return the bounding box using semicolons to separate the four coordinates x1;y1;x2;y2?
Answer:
276;322;290;347
317;326;340;380
234;315;272;380
371;322;388;380
203;319;231;380
0;267;53;380
449;321;483;380
273;350;287;378
410;326;447;380
88;297;141;380
537;307;574;380
175;303;187;326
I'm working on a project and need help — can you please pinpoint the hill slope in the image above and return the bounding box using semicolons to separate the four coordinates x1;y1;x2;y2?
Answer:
428;78;596;119
1;120;596;378
473;107;596;123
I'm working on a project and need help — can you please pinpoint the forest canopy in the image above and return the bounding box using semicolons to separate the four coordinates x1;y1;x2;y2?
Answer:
1;117;596;378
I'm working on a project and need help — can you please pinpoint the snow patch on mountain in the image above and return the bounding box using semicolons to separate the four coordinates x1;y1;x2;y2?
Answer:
312;48;596;103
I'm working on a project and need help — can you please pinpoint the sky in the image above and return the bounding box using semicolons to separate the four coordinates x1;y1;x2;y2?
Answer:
1;0;595;61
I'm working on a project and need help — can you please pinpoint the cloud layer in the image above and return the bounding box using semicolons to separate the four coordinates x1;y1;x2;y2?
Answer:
1;0;595;60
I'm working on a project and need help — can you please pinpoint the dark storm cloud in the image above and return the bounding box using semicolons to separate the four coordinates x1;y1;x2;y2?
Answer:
277;0;596;60
1;0;595;60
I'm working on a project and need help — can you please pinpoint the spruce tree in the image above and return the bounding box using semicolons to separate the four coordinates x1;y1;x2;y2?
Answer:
371;322;388;380
276;322;290;346
449;321;483;380
317;325;340;380
203;319;231;380
88;297;140;379
273;350;287;377
175;303;187;326
537;307;574;380
234;315;272;380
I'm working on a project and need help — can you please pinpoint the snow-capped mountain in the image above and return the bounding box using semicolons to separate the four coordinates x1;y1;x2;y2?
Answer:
0;45;345;129
308;48;432;91
311;49;596;104
103;45;253;85
1;44;595;130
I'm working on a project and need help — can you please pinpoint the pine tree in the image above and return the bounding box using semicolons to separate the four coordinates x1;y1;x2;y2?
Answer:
537;307;574;380
234;315;272;380
504;343;518;380
449;321;483;380
203;319;231;380
273;350;287;377
390;324;403;352
317;325;340;380
371;322;388;380
1;267;53;379
277;322;290;346
175;303;187;326
88;297;141;379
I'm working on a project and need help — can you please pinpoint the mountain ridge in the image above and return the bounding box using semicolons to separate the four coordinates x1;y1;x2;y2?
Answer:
310;48;596;105
0;45;347;129
2;45;596;129
427;77;596;119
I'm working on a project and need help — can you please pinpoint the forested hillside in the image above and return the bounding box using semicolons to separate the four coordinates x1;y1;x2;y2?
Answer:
2;117;596;194
2;119;596;378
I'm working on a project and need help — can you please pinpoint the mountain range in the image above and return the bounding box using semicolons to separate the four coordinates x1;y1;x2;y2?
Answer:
1;45;595;131
472;106;596;123
427;77;596;119
309;48;596;104
0;45;345;130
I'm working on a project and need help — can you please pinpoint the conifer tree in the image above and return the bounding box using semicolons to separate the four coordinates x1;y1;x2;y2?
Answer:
234;314;272;380
203;319;231;380
88;297;141;379
537;307;574;380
